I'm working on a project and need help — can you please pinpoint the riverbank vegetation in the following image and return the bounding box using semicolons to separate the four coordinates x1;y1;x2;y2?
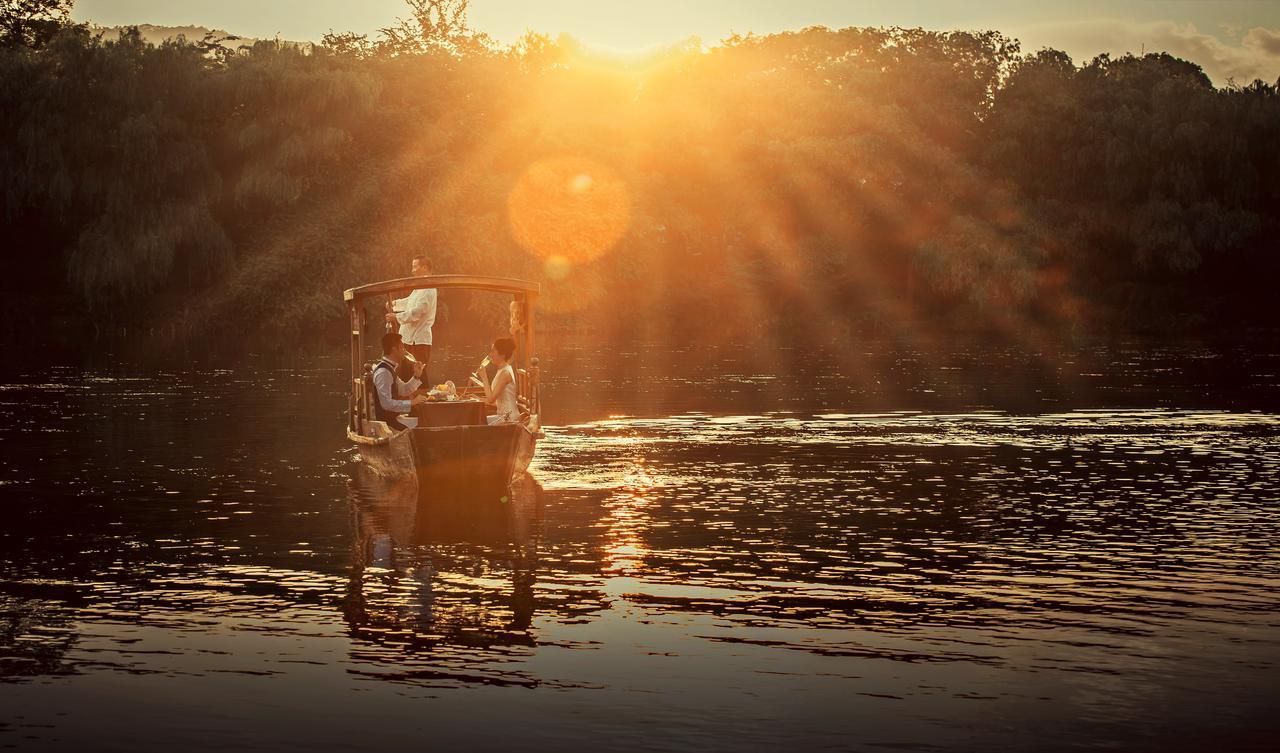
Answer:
2;0;1277;354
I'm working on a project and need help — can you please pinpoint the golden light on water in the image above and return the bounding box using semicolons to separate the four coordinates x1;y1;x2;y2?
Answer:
507;156;631;275
602;459;655;577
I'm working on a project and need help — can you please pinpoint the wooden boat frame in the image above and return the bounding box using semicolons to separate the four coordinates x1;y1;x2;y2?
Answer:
344;275;542;486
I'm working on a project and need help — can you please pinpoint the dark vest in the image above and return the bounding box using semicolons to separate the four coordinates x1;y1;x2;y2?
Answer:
371;359;407;431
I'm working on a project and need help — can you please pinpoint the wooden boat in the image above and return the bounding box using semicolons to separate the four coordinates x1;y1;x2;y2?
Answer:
344;275;543;489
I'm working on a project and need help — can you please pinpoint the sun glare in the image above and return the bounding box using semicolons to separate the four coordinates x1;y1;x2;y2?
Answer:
558;36;696;79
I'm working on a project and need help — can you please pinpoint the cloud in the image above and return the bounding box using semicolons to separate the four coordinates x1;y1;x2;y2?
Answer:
1245;27;1280;57
1010;19;1280;85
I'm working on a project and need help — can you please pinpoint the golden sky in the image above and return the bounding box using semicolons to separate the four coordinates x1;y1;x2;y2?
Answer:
73;0;1280;83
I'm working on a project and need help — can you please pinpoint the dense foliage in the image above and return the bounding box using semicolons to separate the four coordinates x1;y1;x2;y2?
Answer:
1;0;1276;352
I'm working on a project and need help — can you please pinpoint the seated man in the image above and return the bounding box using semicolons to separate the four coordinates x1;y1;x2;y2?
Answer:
372;332;427;431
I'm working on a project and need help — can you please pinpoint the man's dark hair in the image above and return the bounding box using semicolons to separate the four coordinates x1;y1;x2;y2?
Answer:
413;255;432;271
381;331;402;354
492;337;516;361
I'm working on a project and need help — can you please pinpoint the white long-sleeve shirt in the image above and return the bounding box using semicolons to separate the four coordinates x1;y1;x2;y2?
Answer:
372;358;421;414
393;288;437;345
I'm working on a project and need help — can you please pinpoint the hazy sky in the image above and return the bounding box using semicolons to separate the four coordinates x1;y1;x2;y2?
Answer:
73;0;1280;83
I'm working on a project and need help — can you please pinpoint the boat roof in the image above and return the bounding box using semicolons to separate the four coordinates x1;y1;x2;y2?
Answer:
344;275;539;303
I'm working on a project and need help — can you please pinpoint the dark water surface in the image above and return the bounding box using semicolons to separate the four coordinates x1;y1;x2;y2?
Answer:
2;342;1279;752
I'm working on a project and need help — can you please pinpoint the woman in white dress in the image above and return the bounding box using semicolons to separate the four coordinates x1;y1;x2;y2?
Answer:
474;337;520;425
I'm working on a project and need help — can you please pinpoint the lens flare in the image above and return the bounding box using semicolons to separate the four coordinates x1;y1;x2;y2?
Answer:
507;156;631;265
544;255;571;279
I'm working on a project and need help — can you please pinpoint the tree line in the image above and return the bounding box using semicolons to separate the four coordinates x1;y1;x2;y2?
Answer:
1;0;1277;354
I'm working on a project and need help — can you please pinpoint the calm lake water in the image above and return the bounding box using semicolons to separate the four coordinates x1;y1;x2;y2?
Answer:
2;341;1278;752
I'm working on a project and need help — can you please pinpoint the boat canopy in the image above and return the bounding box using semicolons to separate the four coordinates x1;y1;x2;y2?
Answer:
345;275;539;303
345;275;542;436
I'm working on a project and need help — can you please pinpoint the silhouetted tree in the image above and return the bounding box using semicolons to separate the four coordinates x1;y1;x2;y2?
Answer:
0;0;74;49
1;0;1277;348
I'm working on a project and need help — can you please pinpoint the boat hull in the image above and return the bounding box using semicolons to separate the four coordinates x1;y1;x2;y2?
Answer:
349;426;416;479
349;421;538;490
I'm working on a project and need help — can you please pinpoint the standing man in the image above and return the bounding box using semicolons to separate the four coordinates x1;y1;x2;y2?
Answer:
386;255;436;384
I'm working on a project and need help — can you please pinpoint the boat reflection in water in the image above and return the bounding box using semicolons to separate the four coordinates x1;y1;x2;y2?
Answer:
343;468;545;683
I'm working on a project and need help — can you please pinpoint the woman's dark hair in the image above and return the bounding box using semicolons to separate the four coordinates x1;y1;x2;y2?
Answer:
381;332;402;354
413;255;432;270
492;337;516;361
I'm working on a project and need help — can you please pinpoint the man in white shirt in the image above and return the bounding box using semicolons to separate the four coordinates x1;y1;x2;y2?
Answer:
386;256;437;383
372;332;428;431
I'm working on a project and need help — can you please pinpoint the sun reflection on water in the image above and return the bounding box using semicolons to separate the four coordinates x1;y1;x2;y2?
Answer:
601;459;655;578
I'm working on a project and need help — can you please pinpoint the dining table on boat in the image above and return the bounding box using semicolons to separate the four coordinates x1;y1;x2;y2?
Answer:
410;398;488;427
